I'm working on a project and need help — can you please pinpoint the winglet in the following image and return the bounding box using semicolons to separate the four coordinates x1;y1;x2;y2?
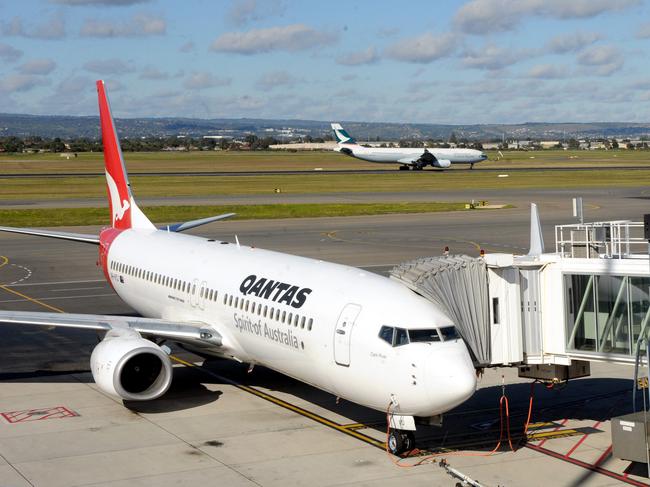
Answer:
96;80;154;230
527;203;545;256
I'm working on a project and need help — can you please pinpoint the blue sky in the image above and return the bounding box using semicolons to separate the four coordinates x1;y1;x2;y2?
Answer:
0;0;649;124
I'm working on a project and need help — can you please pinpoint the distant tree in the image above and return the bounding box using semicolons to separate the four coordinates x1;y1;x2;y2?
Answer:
1;137;24;153
449;132;458;144
567;138;580;150
611;139;619;149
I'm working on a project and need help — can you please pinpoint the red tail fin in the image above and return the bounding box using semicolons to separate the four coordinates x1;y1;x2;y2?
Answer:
96;80;153;230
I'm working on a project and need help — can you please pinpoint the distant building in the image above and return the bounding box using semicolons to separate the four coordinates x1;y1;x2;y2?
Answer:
269;142;338;150
540;141;561;149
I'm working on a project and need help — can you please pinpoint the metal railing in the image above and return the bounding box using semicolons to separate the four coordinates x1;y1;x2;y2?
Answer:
555;221;648;259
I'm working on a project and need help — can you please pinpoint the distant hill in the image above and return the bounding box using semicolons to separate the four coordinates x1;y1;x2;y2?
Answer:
0;113;649;141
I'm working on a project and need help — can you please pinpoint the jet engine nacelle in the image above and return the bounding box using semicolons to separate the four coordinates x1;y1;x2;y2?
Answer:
90;328;173;401
433;159;451;168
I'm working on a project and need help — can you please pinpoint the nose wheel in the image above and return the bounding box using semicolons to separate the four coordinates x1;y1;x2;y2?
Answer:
387;429;416;455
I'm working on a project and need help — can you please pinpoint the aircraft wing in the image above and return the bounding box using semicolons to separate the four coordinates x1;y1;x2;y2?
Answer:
0;310;222;347
0;226;99;244
397;157;418;164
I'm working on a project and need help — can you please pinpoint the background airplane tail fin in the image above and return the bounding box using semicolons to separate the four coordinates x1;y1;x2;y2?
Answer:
331;123;357;145
96;80;154;230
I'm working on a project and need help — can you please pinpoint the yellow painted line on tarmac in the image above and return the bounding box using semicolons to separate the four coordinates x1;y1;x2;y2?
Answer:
0;284;65;313
528;429;581;441
170;355;387;450
0;256;9;270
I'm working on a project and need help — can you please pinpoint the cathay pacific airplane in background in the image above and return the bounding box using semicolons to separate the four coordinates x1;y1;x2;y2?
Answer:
331;123;488;170
0;82;477;455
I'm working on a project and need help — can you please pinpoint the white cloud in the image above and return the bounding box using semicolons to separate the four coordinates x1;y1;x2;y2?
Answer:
210;24;337;54
228;0;285;26
546;31;602;54
526;64;569;79
454;0;640;35
0;43;23;62
462;44;532;70
637;22;650;39
80;13;165;37
139;66;170;80
83;58;135;74
0;74;49;94
577;45;623;76
385;32;458;63
18;59;57;75
255;70;298;91
1;14;66;39
183;72;231;90
337;47;379;66
179;41;195;53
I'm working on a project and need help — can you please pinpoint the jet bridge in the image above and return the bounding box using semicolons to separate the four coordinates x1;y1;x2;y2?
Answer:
391;214;650;377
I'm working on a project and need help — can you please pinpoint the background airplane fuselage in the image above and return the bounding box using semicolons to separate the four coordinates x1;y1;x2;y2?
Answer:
339;145;486;165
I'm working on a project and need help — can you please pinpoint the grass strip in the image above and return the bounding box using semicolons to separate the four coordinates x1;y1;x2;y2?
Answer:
0;202;480;227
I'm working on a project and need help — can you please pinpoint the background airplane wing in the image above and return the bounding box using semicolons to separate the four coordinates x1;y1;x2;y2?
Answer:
0;310;222;346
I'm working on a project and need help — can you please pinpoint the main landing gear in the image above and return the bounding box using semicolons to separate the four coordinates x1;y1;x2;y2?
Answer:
399;165;410;171
387;428;416;455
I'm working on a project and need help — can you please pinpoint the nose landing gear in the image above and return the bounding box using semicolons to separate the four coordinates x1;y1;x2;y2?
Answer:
387;428;416;455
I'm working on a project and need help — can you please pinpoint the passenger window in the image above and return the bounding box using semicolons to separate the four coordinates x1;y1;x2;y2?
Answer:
287;312;292;324
300;316;305;329
264;305;268;317
379;326;394;345
228;295;233;306
275;309;280;321
282;311;286;323
234;297;239;308
307;318;313;331
395;328;409;346
294;314;299;327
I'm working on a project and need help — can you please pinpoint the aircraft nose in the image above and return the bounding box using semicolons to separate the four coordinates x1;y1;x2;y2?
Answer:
480;152;488;161
426;341;477;411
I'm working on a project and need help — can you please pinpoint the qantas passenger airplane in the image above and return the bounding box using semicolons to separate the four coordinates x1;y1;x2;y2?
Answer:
0;81;476;455
332;123;487;170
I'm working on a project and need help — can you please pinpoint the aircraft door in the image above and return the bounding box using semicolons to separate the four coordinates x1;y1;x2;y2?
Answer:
190;278;199;307
199;280;207;310
334;303;362;366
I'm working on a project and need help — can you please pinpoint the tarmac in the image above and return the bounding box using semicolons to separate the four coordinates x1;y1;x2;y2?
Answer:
1;186;650;486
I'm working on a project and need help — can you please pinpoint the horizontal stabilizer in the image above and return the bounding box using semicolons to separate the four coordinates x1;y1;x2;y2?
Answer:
0;226;99;244
0;310;222;346
162;213;236;233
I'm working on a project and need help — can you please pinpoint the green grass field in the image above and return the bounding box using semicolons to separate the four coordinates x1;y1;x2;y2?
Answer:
0;202;474;227
0;168;649;201
0;149;648;225
0;149;648;174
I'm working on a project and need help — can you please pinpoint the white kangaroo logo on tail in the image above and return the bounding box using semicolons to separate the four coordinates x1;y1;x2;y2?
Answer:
105;170;130;222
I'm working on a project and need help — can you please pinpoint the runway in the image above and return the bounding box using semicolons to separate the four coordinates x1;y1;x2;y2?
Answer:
0;164;648;178
1;188;649;486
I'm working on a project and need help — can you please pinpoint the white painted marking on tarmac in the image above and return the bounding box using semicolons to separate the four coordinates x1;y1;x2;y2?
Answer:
8;264;32;285
51;286;107;292
9;279;105;287
0;293;115;304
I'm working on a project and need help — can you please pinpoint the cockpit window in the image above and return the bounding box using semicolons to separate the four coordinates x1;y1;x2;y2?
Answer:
409;329;441;343
439;326;460;340
379;325;394;345
395;328;409;346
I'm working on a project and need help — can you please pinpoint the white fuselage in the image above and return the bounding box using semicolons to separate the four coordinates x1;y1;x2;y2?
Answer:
105;229;476;417
339;144;486;165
